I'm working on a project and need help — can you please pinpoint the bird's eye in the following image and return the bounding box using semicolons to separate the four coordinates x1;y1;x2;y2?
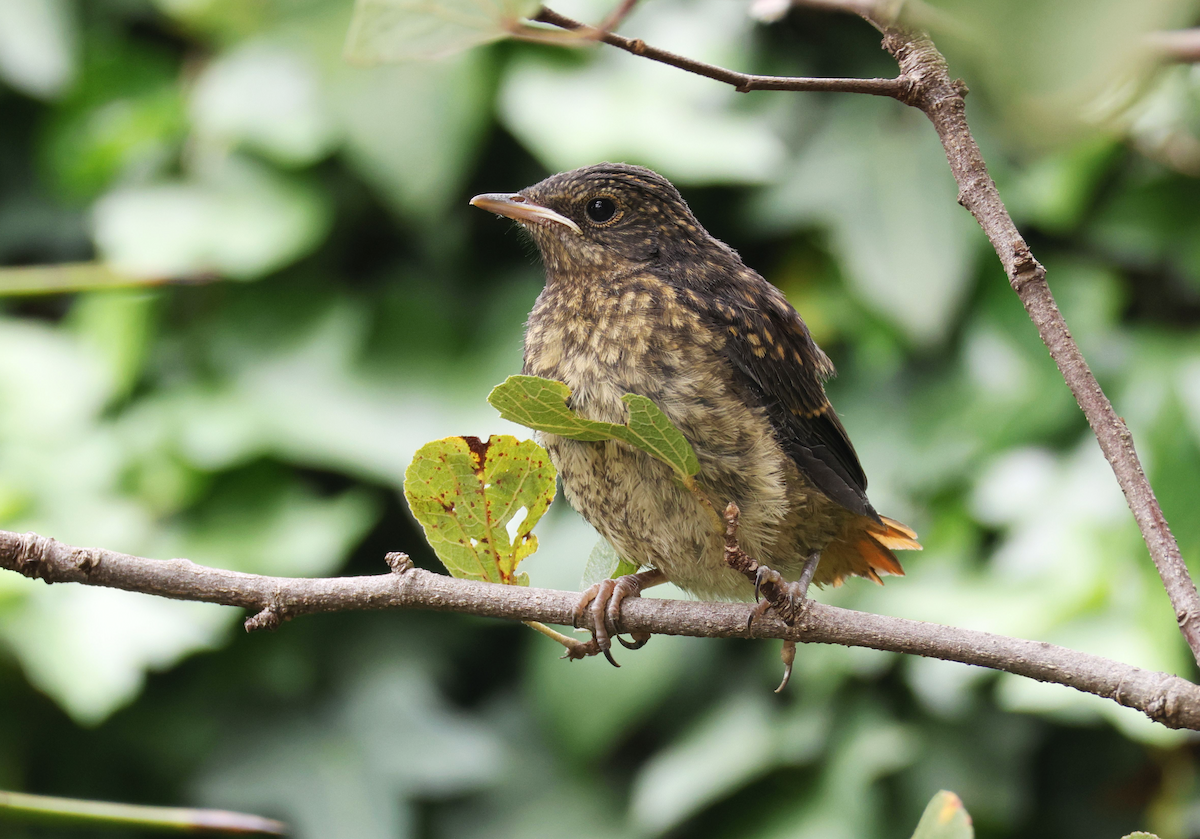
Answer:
585;197;617;224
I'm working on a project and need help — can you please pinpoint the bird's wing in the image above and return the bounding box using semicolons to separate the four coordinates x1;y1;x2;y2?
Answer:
701;271;878;521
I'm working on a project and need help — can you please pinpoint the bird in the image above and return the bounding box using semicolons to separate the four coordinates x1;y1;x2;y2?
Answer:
470;163;919;671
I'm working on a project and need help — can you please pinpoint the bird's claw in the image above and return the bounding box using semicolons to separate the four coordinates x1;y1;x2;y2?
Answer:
746;551;821;628
747;565;810;626
571;571;660;665
617;632;651;650
775;640;796;693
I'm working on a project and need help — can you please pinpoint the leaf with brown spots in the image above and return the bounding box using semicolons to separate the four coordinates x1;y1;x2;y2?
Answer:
403;435;555;585
488;375;700;479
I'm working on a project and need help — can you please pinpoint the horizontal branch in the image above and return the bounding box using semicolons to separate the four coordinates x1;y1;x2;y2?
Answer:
4;529;1198;731
531;8;908;97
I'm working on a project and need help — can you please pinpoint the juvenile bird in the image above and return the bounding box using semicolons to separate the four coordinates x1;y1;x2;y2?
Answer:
471;163;919;662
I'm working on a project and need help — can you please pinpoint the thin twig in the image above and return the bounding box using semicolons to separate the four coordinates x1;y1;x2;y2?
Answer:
3;529;1199;730
531;8;908;97
532;3;1200;667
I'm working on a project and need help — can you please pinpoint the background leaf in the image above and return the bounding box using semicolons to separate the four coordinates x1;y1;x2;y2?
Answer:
0;0;77;99
344;0;540;63
580;538;639;589
753;97;981;345
92;155;331;280
499;0;787;184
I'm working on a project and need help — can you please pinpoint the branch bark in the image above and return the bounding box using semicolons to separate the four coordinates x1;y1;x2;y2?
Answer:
534;4;1200;668
3;528;1198;730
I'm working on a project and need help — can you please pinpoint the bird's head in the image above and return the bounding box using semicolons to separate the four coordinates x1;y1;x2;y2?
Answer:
471;163;727;280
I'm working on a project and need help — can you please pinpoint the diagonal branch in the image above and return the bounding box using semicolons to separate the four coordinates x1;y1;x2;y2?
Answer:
865;21;1200;667
3;528;1199;731
533;4;1200;667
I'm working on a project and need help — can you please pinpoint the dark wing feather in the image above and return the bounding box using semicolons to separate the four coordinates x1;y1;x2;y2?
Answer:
700;269;879;521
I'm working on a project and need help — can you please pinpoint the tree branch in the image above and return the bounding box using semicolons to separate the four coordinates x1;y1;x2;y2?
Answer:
531;9;908;97
4;528;1199;731
865;22;1200;667
532;4;1200;667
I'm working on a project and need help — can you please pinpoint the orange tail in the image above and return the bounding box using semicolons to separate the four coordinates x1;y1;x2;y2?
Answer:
822;516;921;587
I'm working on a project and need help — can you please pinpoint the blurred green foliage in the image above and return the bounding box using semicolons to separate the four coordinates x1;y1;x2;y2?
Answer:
3;0;1200;837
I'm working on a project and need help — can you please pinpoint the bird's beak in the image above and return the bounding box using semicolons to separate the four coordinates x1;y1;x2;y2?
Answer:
469;193;581;235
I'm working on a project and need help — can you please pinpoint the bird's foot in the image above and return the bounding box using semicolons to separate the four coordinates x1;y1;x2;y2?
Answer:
747;551;821;627
568;569;666;666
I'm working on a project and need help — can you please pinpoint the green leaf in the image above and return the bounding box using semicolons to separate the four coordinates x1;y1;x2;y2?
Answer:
68;290;157;401
910;791;974;839
630;690;780;833
488;375;700;479
403;434;555;584
343;0;539;63
580;538;639;589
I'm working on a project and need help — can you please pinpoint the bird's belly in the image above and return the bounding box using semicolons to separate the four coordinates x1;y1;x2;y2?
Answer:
547;433;734;594
528;339;834;600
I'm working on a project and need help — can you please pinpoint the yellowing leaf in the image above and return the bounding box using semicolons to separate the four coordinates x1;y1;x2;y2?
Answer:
403;434;555;585
488;375;700;479
344;0;540;63
910;791;974;839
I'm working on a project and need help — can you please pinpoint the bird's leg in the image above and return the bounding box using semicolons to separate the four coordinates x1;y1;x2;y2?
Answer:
725;502;821;627
749;554;817;692
570;568;667;665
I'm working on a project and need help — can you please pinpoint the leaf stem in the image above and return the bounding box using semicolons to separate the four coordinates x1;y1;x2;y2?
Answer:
523;619;587;652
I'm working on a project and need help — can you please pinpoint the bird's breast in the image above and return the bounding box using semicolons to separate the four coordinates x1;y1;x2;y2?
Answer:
523;276;719;418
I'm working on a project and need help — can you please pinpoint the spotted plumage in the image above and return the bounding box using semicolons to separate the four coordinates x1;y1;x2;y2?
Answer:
471;163;918;603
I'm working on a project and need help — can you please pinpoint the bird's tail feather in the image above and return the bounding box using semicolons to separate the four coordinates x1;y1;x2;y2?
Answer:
823;516;921;587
